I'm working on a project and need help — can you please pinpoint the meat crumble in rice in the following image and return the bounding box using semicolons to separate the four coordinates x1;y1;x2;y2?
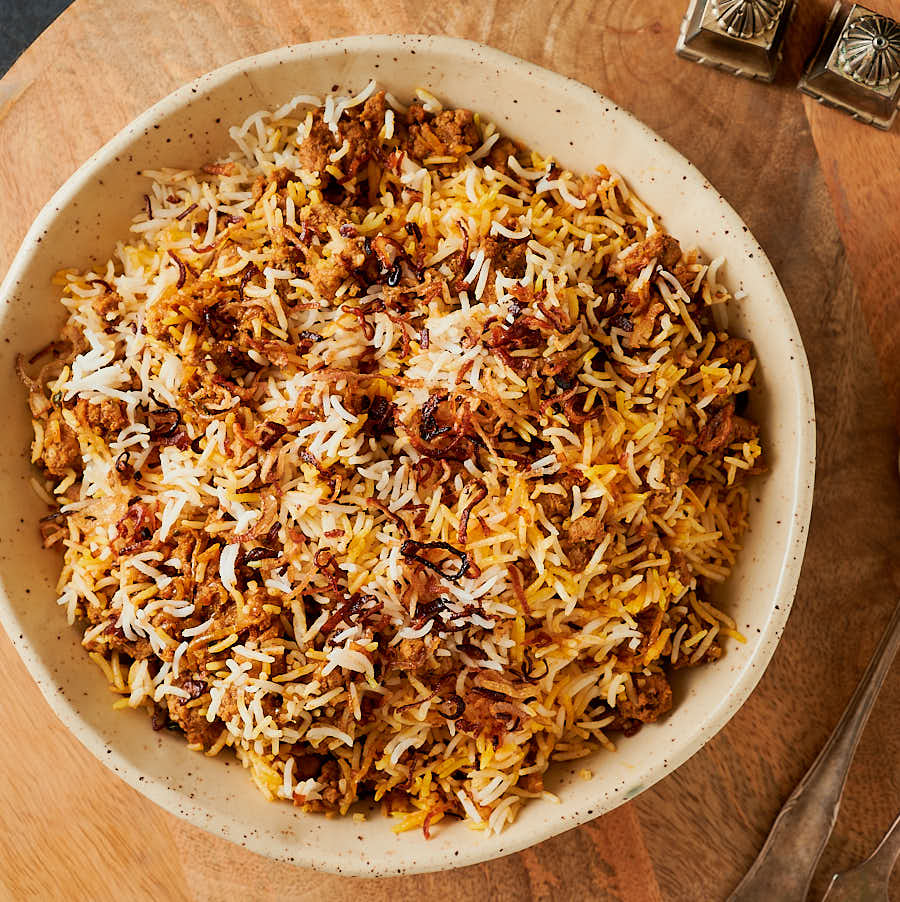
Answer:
21;81;763;838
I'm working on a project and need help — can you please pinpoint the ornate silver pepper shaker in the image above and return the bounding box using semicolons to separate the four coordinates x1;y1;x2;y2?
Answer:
798;2;900;129
676;0;797;81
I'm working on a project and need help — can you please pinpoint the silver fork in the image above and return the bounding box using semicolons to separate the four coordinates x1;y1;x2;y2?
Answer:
822;811;900;902
728;598;900;901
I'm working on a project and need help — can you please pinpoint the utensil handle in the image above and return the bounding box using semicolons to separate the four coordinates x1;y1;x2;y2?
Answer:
728;599;900;902
867;810;900;879
822;811;900;901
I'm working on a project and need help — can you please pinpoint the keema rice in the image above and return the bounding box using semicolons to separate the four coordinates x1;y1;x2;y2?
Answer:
20;81;763;837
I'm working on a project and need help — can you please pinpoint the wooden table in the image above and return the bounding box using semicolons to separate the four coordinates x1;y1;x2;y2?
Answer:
1;2;898;899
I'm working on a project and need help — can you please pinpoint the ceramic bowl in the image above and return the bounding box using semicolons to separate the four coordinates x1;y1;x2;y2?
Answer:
0;34;815;875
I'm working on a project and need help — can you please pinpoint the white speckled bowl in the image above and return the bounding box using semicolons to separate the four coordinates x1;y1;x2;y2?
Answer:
0;35;815;876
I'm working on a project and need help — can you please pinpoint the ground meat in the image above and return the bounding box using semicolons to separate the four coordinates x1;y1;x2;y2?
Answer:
266;230;306;275
267;167;292;191
567;516;604;543
193;571;228;611
307;247;362;299
296;115;338;174
564;541;595;571
297;93;387;180
538;467;591;521
152;535;196;606
618;233;682;278
537;488;569;521
144;295;181;339
204;333;266;376
306;653;347;691
37;410;81;476
306;253;348;299
486;137;518;178
673;640;723;669
697;402;734;452
313;759;341;807
184;372;242;416
481;235;527;279
564;515;606;570
338;91;387;177
731;416;758;444
298;201;350;236
615;607;665;667
605;711;643;737
609;235;682;348
358;91;386;131
540;476;605;569
616;672;673;723
696;399;758;452
337;123;373;179
82;624;153;661
216;586;278;636
715;337;754;366
74;398;128;436
216;682;279;728
407;105;480;160
304;226;367;300
390;634;438;674
207;685;238;724
165;694;222;748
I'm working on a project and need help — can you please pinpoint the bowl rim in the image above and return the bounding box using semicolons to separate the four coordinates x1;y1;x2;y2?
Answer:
0;33;816;875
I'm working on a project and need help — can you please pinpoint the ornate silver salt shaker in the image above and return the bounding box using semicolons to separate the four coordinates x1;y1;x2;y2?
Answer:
676;0;797;81
799;2;900;129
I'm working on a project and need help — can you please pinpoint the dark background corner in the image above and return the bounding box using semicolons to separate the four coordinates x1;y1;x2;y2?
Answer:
0;0;73;75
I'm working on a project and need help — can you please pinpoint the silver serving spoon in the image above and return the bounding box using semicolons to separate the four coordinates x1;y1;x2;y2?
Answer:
822;811;900;902
728;597;900;902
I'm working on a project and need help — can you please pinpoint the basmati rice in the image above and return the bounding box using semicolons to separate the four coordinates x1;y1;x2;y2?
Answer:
21;83;761;838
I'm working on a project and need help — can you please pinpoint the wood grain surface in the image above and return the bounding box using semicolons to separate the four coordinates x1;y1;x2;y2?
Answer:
1;2;899;900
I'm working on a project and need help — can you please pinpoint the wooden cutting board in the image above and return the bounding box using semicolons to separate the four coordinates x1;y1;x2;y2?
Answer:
1;2;898;900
